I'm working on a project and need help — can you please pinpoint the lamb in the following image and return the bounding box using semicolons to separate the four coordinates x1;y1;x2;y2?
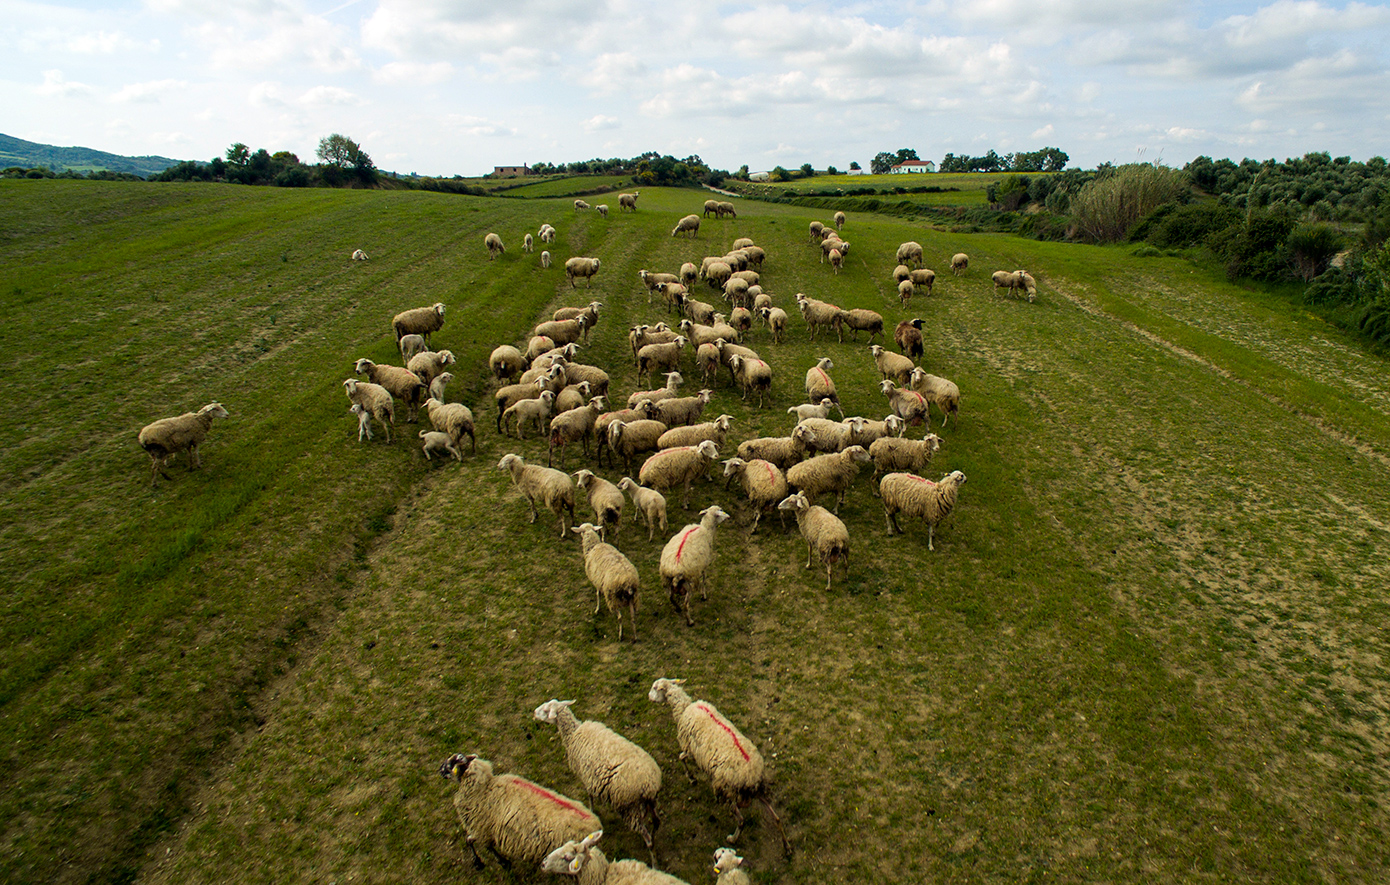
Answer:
991;269;1035;302
503;389;557;439
351;248;368;260
540;223;557;244
540;831;685;885
703;200;720;217
437;754;601;870
639;440;720;511
837;308;883;343
542;250;553;268
608;419;670;474
138;402;230;486
721;457;788;533
671;214;701;238
618;191;640;212
490;345;528;382
350;403;373;442
656;506;729;625
402;349;453;392
524;232;535;253
951;252;969;275
616;478;668;541
777;492;849;590
343;379;393;443
804;357;843;417
736;424;816;471
596;204;609;218
909;367;961;427
392;302;446;344
484;231;505;259
424;397;476;454
869;431;941;489
398;333;428;362
430;371;454;402
657;414;734;451
880;380;930;426
897;279;915;307
880;470;967;550
566;525;640;640
795;294;843;342
870;344;916;386
727;354;772;407
353;358;429;423
419;429;463;462
787;398;836;423
646;679;790;854
759;306;788;343
894;318;924;359
575;199;591;211
629;371;684;408
896;241;924;267
572;470;624;539
785;445;871;513
535;316;590;347
834;210;846;230
636;337;688;385
497;453;576;538
565;257;602;288
910;268;936;295
713;848;749;885
495;378;547;431
549;395;607;467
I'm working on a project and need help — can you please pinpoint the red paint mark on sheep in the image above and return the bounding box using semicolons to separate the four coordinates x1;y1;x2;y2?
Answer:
514;780;595;819
696;703;750;760
674;526;699;563
814;368;830;385
761;462;777;485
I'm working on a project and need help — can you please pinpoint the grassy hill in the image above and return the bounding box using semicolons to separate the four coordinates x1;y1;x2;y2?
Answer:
2;181;1388;884
0;133;184;177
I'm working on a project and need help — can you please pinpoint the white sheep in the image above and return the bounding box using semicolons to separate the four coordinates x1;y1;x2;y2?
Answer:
787;398;836;423
540;223;557;244
616;477;668;541
639;440;719;511
629;371;684;408
535;316;590;347
991;269;1035;302
489;345;528;382
595;204;609;218
398;333;428;362
424;397;476;455
568;524;641;640
951;252;969;275
740;245;765;268
736;424;817;471
713;847;749;885
497;452;575;539
565;257;602;288
795;294;843;342
880;469;967;550
438;754;602;870
554;382;595;415
870;344;916;386
528;336;558;361
554;300;603;327
792;417;854;455
657;507;728;626
608;419;670;475
573;469;624;539
880;379;930;427
727;354;772;407
392;302;446;344
350;403;373;441
808;220;824;242
828;248;844;275
575;199;591;211
657;414;733;452
419;429;462;462
351;248;368;260
646;679;790;854
785;445;871;513
833;210;846;230
703;200;720;217
533;700;661;860
484;231;505;259
502;389;557;439
909;367;961;427
721;457;788;533
355;357;427;423
636;337;688;385
841;414;906;448
618;192;639;212
715;201;736;218
837;308;883;344
405;346;456;387
550;396;607;467
524;232;535;253
759;306;788;344
679;262;698;289
542;250;553;268
594;401;659;467
869;431;941;489
910;268;936;295
343;378;393;443
896;241;924;267
804;357;843;417
137;402;229;486
897;278;915;308
653;389;712;429
494;377;547;432
777;491;849;590
540;831;684;885
671;214;701;238
696;342;721;386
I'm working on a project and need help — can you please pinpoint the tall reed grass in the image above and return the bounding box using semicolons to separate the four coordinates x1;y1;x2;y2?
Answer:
1070;162;1189;243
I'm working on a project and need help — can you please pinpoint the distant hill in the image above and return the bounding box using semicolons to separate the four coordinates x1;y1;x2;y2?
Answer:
0;133;184;178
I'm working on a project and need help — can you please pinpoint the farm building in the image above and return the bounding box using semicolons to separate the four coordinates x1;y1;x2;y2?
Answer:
491;165;530;178
891;160;936;174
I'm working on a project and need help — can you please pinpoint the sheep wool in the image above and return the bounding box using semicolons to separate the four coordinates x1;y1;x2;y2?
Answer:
640;440;720;511
870;344;916;386
951;252;969;275
658;506;728;626
541;831;687;885
736;424;817;471
392;302;446;344
484;232;505;259
909;367;961;427
569;524;641;641
671;214;701;238
573;469;624;539
896;241;924;267
804;357;843;416
777;492;848;590
497;453;575;539
419;430;462;462
424;397;476;455
722;457;788;533
343;379;394;443
838;308;884;343
880;470;967;550
785;445;871;514
137;402;230;487
616;478;668;541
565;257;602;288
713;848;751;885
869;432;942;489
355;357;427;423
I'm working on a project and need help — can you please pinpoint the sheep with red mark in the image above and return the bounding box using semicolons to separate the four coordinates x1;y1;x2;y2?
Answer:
657;506;728;625
777;491;850;590
880;469;967;550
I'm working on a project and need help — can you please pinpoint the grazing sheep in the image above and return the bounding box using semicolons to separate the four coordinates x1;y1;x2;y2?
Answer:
777;492;849;590
550;396;607;467
343;379;394;443
804;357;842;416
484;231;505;259
703;200;720;217
727;354;772;407
785;445;871;513
595;204;609;218
617;477;668;541
657;506;729;625
696;342;721;386
896;241;924;267
808;220;824;242
951;252;969;275
351;248;368;260
618;191;640;212
658;414;733;451
640;270;680;296
629;371;685;408
540;831;682;885
731;237;755;250
894;318;925;360
672;215;701;238
991;269;1035;302
795;294;843;342
837;308;883;343
554;300;603;327
497;453;575;539
828;248;844;275
575;199;591;211
573;470;624;540
736;424;817;471
728;307;753;339
787;398;836;423
430;371;454;402
608;419;670;475
722;277;750;306
715;201;736;218
654;390;712;428
542;250;553;268
713;848;749;885
138;402;229;486
536;317;590;348
834;210;846;230
503;390;557;439
679;261;698;289
392;302;446;345
350;403;373;442
567;525;640;640
419;429;462;462
910;268;936;295
640;440;719;511
565;257;602;288
869;431;941;489
881;470;967;550
398;333;428;362
909;367;961;427
893;264;912;285
524;233;535;253
438;754;601;870
528;336;559;361
490;345;528;382
897;279;915;307
792;417;854;455
722;457;788;533
540;223;557;244
533;701;661;864
647;679;790;854
424;397;476;455
701;261;731;293
759;306;788;343
636;337;688;385
406;349;456;391
820;237;848;263
870;344;916;386
880;380;930;427
354;358;428;422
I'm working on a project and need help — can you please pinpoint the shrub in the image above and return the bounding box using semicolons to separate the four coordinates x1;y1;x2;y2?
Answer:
1286;224;1345;282
1071;163;1190;243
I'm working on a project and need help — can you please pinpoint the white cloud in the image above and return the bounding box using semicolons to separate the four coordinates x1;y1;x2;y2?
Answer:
35;69;94;98
582;115;619;132
299;85;360;106
112;79;186;103
373;60;453;85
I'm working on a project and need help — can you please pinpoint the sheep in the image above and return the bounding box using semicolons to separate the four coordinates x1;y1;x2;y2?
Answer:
629;324;676;361
565;257;602;288
777;492;849;590
1020;270;1038;301
503;389;557;439
629;371;685;408
398;333;428;362
787;398;835;423
528;335;558;361
672;215;701;238
343;379;393;443
715;201;736;218
636;337;688;385
536;316;590;347
679;319;726;349
736;424;817;471
640;270;680;295
656;506;728;625
910;268;936;295
896;241;924;267
543;250;553;268
897;278;915;307
657;282;688;314
808;220;824;242
701;261;731;293
430;371;454;402
138;402;229;486
894;318;925;360
575;199;591;211
819;237;848;263
540;831;682;885
497;452;576;538
495;378;546;430
792;417;854;455
437;754;601;870
351;248;368;260
909;367;961;427
484;231;505;259
722;277;750;306
683;299;718;327
728;307;752;339
524;233;535;253
555;381;595;414
759;306;788;343
350;403;373;442
646;679;790;854
618;191;640;212
608;419;670;475
696;342;721;386
785;445;871;513
540;223;557;244
828;248;844;275
804;357;842;417
550;396;607;467
573;470;624;539
731;237;755;250
353;358;428;423
951;252;969;275
870;344;916;386
596;204;609;218
658;414;734;451
991;269;1035;302
738;245;766;269
721;457;788;533
713;848;749;885
554;300;603;327
616;478;668;541
640;440;720;511
868;430;941;490
795;294;843;342
881;470;967;550
594;401;659;468
566;525;640;640
392;302;446;345
880;380;930;427
837;308;883;343
406;349;456;391
424;397;476;454
841;414;906;448
727;354;772;407
419;429;463;462
893;264;912;285
561;363;610;397
490;345;528;382
653;390;712;428
833;210;846;230
532;704;661;872
679;262;698;289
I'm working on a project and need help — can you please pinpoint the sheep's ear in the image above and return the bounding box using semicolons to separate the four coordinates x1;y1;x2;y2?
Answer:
560;699;576;708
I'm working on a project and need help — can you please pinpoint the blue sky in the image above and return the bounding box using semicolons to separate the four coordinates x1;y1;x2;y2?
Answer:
4;0;1388;175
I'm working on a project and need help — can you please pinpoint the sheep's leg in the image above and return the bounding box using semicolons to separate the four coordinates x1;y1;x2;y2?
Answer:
928;525;935;552
727;799;746;844
760;795;793;856
189;444;202;470
527;498;539;524
594;587;603;615
465;837;486;870
677;750;699;783
804;541;814;570
884;509;897;535
628;601;638;641
682;479;692;511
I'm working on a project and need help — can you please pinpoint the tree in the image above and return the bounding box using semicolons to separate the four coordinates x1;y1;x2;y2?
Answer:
894;148;919;164
316;134;365;169
225;143;249;167
871;152;895;175
849;161;861;171
799;163;814;179
826;165;839;176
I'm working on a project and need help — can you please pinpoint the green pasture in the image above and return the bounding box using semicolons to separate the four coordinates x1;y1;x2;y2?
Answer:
1;181;1388;885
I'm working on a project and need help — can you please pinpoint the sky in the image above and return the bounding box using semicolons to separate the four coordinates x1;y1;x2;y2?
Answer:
4;0;1389;176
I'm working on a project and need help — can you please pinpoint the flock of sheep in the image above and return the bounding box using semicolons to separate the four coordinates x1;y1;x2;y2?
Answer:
133;193;1041;882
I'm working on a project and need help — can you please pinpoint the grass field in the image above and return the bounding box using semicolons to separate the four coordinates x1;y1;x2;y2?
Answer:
723;172;1003;206
2;181;1388;885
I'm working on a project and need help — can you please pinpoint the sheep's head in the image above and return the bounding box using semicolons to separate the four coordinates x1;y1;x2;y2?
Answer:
648;677;685;703
845;445;871;464
944;470;967;486
713;848;745;875
438;753;477;781
542;831;604;876
200;403;229;420
699;503;729;524
880;379;897;394
696;440;719;461
777;493;809;513
573;470;594;487
721;457;745;477
497;453;523;472
353;358;374;374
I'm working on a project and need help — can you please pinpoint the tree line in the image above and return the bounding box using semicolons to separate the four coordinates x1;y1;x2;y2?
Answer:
152;134;377;187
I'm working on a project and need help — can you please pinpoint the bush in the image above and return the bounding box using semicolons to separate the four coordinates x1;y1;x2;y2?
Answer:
1132;201;1242;249
1286;224;1345;282
1221;211;1296;282
1071;162;1190;243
